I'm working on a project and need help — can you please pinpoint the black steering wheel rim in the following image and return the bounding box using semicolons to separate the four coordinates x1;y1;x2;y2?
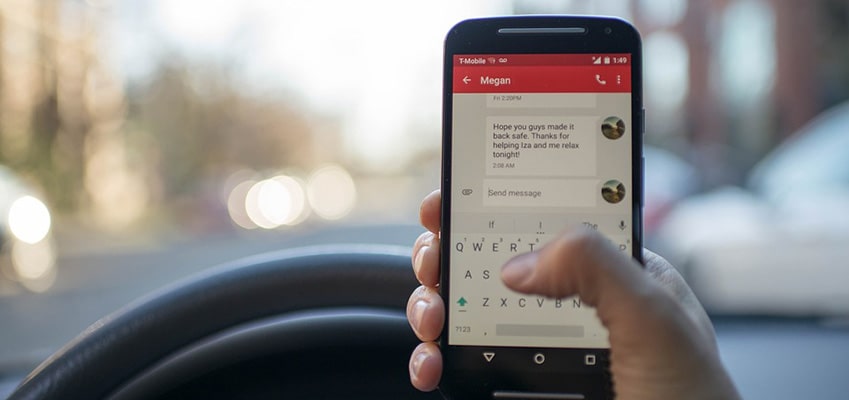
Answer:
9;244;428;400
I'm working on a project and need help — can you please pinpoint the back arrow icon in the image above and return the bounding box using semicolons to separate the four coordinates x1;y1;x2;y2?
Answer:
463;76;471;84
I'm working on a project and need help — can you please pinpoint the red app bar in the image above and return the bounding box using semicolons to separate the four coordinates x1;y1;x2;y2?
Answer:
454;65;631;93
454;54;630;66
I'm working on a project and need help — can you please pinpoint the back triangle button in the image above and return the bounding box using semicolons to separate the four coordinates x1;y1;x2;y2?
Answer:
483;352;495;362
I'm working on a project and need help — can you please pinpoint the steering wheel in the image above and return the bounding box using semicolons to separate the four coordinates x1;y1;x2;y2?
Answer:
8;245;442;400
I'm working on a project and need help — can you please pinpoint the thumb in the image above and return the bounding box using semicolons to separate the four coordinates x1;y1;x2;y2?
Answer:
499;228;737;400
499;228;687;351
501;228;652;320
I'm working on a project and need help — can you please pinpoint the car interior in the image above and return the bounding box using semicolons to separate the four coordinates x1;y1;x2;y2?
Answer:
8;246;441;399
1;1;848;400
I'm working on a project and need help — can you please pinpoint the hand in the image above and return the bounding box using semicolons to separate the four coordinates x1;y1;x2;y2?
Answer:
407;189;741;400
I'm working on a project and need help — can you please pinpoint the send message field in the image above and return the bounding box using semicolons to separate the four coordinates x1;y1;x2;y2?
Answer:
483;178;599;208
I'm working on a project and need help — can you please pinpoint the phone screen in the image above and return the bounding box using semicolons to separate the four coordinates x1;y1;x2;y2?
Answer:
447;53;635;350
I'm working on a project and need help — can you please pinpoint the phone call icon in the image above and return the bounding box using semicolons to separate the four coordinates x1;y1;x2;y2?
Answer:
595;74;607;85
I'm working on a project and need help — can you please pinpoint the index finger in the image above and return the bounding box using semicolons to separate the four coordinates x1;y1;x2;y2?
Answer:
419;189;441;234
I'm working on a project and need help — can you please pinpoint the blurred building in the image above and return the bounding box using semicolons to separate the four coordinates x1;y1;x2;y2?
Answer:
645;0;847;185
514;0;849;186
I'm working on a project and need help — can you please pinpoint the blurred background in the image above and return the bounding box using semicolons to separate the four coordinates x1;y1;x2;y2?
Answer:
0;0;848;398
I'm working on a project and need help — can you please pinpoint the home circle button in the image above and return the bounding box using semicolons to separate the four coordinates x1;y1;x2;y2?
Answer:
533;353;546;365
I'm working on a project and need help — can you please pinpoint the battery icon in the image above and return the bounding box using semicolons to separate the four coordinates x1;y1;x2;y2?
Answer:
603;57;610;64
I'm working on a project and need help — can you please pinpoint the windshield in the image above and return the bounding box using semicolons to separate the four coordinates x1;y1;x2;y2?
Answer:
1;0;848;387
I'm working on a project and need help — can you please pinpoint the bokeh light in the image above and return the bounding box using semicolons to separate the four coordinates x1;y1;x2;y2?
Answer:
8;195;52;244
244;175;308;229
245;179;277;229
307;165;357;220
273;175;310;226
11;238;57;293
227;179;258;229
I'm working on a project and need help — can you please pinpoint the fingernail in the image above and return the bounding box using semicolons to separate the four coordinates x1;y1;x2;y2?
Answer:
411;349;430;378
410;299;429;329
413;245;428;275
502;254;536;288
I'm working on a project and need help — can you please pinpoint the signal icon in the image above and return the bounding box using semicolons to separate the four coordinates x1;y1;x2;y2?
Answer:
592;56;602;65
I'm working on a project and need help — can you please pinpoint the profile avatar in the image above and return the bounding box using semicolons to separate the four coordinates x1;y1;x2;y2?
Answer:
601;180;626;204
601;116;626;140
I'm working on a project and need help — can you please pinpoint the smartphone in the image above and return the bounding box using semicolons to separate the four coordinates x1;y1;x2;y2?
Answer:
440;16;643;399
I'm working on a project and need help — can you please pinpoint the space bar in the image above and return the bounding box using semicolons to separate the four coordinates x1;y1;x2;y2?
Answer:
492;390;585;399
495;324;584;338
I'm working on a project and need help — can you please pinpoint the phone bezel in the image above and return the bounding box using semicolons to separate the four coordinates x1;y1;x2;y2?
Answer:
439;15;644;399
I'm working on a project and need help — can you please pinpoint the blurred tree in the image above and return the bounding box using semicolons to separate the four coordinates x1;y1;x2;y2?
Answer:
1;0;327;231
0;0;109;214
127;61;318;203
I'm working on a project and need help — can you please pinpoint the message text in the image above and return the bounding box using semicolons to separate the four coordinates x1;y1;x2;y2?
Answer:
486;116;598;177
